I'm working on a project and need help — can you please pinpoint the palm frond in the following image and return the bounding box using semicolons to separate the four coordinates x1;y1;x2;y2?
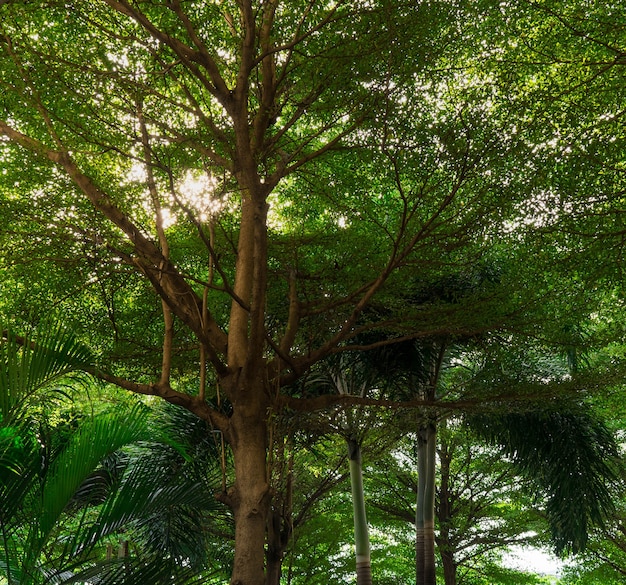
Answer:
0;322;93;423
74;454;223;555
52;556;220;585
39;404;151;543
469;405;621;554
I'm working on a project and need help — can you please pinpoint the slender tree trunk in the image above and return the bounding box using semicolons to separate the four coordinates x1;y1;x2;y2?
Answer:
265;545;282;585
266;506;287;585
265;515;291;585
416;423;437;585
265;444;294;585
438;432;456;585
347;437;372;585
440;551;456;585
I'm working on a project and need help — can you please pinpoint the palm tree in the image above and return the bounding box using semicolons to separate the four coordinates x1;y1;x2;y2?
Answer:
329;355;379;585
367;334;621;585
469;407;620;556
298;353;386;585
0;323;229;585
1;322;94;584
361;336;447;585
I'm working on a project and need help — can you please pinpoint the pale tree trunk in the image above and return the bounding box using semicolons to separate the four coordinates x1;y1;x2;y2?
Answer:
347;437;372;585
416;342;446;585
416;423;437;585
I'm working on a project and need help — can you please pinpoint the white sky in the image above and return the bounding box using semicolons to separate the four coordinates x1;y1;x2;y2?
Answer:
504;545;564;580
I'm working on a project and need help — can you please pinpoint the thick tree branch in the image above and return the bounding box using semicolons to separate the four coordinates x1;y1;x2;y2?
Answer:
92;368;230;431
0;119;229;372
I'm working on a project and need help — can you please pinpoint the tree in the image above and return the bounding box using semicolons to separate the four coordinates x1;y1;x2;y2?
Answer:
557;372;626;585
319;354;384;585
0;324;231;585
2;3;626;584
367;425;550;585
267;433;354;585
364;327;623;585
558;503;626;585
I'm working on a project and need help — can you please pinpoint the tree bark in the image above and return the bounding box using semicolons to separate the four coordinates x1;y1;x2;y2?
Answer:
438;433;456;585
265;515;285;585
225;384;271;585
265;537;283;585
416;423;437;585
440;550;456;585
223;96;272;583
347;437;372;585
265;449;293;585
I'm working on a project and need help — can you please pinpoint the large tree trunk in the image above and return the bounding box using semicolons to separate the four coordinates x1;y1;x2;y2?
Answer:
347;437;372;585
416;423;437;585
224;151;272;584
226;388;271;585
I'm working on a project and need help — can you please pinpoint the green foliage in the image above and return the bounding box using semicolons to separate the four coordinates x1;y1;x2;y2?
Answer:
0;323;93;423
1;1;626;584
0;321;229;585
470;407;621;555
1;402;230;585
458;561;556;585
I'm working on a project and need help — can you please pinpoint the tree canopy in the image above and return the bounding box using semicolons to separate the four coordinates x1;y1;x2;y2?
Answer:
1;1;626;584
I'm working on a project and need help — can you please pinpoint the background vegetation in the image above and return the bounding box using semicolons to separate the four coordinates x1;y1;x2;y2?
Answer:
1;1;626;584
